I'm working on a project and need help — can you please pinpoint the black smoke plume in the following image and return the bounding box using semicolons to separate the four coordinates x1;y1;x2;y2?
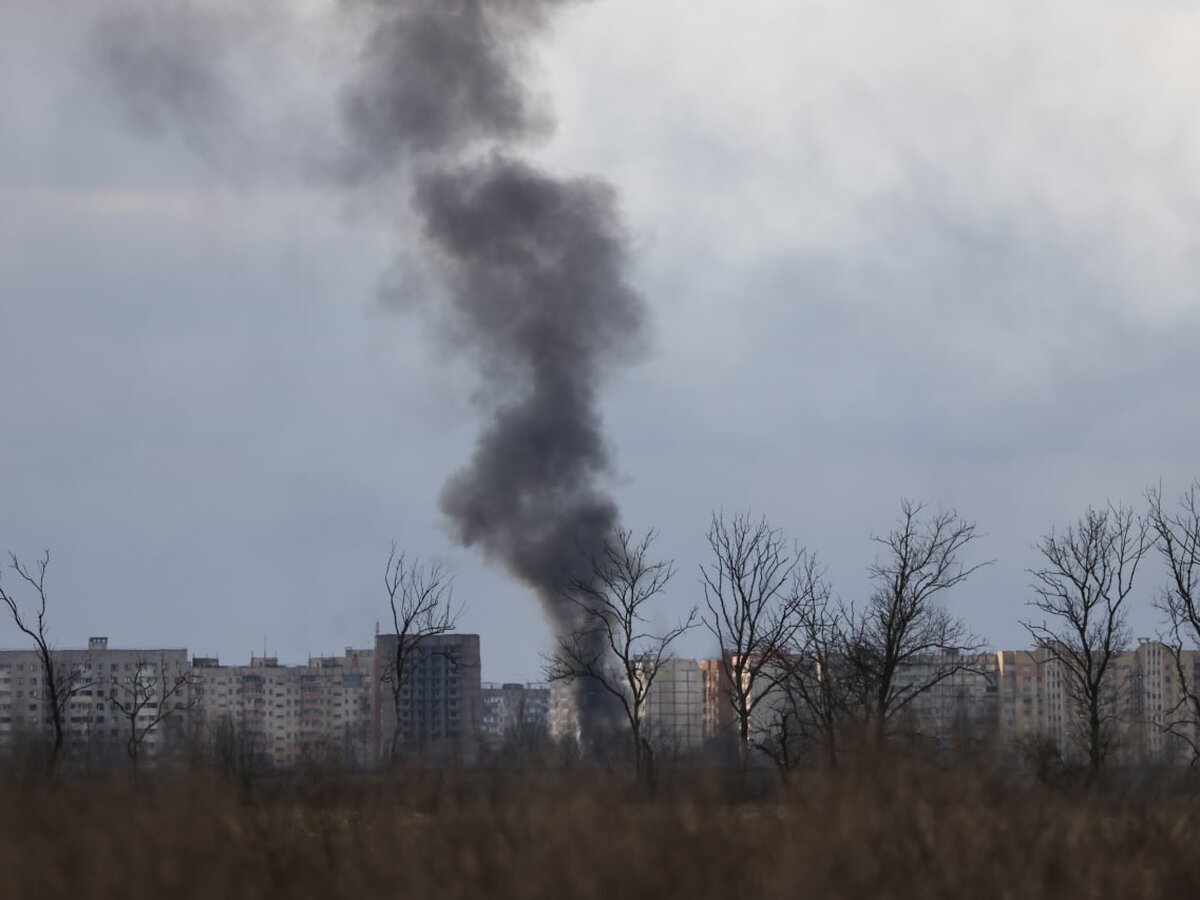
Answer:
338;1;647;627
91;0;647;740
340;1;646;741
417;156;644;634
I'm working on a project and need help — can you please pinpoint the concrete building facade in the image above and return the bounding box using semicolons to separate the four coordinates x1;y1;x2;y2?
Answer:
0;637;190;761
642;657;705;754
189;647;376;769
481;681;549;749
374;633;482;765
995;640;1200;766
894;651;999;751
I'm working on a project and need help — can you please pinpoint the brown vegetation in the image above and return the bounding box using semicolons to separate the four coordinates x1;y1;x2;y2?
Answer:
1;761;1199;900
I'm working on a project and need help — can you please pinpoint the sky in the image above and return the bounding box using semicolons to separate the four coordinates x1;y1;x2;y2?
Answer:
3;0;1200;682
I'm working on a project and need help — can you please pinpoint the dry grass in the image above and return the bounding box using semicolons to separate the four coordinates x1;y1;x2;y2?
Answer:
1;762;1199;899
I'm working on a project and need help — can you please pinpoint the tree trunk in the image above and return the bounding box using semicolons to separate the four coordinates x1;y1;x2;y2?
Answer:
738;714;751;771
1089;704;1103;775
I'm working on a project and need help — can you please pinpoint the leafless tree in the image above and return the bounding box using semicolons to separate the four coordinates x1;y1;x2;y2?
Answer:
752;684;807;780
1146;483;1200;761
106;655;195;775
700;511;810;768
545;528;696;781
763;557;847;771
0;551;86;772
1023;503;1148;774
842;500;988;749
381;544;462;765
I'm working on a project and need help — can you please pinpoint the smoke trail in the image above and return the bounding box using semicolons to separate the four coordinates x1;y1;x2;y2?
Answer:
337;0;647;632
88;8;231;168
337;0;560;177
339;1;646;740
417;155;644;633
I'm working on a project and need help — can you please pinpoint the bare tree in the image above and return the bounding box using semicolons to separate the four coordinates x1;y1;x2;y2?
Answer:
700;512;809;768
752;684;807;780
1023;503;1148;775
842;500;988;749
106;655;194;775
381;545;462;765
766;557;846;771
1146;483;1200;761
545;528;696;781
0;551;85;772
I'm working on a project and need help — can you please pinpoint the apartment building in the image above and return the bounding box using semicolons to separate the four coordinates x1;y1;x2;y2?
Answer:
1122;639;1199;763
895;651;999;750
544;658;706;756
0;637;190;761
995;648;1047;755
699;658;731;741
481;682;549;749
548;678;579;743
374;633;482;765
189;647;376;769
642;658;705;753
994;640;1200;766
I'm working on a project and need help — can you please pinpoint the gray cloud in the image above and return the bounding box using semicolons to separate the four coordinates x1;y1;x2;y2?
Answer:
92;8;233;142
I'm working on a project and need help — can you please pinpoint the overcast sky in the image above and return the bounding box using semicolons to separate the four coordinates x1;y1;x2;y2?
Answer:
3;1;1200;681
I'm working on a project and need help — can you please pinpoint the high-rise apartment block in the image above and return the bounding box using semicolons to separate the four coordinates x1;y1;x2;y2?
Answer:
481;682;549;748
642;658;705;753
894;651;1000;749
545;658;707;755
995;640;1200;765
374;633;482;765
189;648;376;768
548;678;579;743
0;637;189;761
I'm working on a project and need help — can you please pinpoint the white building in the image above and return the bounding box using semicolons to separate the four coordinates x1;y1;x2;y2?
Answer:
0;637;190;762
189;647;376;769
481;682;549;748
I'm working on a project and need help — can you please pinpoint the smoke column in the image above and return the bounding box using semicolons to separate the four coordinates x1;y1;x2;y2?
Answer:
93;0;647;737
338;0;647;649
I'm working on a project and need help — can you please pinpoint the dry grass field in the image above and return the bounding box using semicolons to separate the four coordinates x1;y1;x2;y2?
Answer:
1;761;1199;900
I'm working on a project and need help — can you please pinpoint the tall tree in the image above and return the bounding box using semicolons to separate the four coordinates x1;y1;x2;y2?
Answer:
1146;483;1200;761
0;551;84;773
381;545;462;765
763;556;845;771
1023;503;1148;774
546;528;695;782
700;512;808;768
842;500;988;748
